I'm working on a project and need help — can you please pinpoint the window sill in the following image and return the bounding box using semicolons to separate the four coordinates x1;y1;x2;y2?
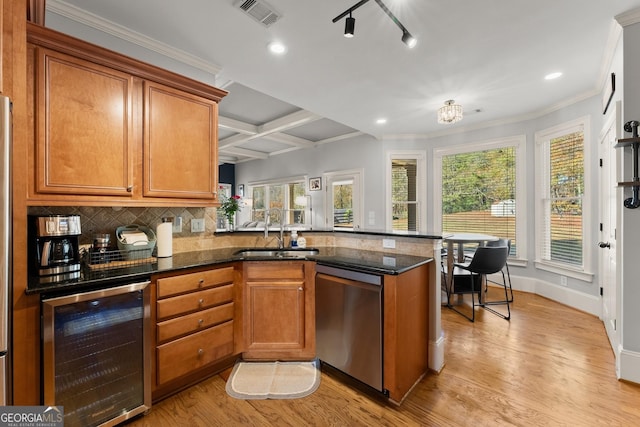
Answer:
534;261;594;283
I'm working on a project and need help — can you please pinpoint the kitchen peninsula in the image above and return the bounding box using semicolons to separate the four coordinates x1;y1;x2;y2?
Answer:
24;226;443;415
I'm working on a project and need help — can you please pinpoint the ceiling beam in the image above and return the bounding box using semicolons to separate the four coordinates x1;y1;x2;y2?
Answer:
314;131;365;146
219;146;269;159
263;132;314;147
218;116;258;135
219;109;321;149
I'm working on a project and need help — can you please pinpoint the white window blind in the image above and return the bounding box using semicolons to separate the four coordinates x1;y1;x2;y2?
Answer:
540;131;584;266
441;147;517;255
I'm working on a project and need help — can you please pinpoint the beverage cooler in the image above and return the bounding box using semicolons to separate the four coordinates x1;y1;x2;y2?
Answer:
41;281;151;427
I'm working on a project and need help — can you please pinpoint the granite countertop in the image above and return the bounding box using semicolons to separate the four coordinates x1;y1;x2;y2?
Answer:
28;246;433;296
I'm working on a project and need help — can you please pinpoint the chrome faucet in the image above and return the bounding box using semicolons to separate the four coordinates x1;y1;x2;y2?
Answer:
264;208;284;249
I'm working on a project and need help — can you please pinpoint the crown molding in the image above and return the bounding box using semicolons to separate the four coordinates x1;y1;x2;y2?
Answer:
47;0;222;76
615;7;640;27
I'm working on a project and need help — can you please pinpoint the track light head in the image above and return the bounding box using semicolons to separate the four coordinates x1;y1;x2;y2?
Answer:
333;0;416;48
344;14;355;38
402;31;417;48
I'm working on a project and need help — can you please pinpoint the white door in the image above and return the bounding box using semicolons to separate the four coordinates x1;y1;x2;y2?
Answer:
324;170;363;230
599;105;619;352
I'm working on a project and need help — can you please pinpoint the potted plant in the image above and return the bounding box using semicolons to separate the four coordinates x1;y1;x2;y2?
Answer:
219;189;243;231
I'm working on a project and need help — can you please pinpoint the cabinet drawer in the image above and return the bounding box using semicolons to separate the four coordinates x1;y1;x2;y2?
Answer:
157;321;234;385
157;267;234;298
157;284;233;320
245;262;305;280
157;302;234;343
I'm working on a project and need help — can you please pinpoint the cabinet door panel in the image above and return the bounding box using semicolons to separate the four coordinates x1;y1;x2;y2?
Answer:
35;47;134;196
245;282;305;350
144;81;218;200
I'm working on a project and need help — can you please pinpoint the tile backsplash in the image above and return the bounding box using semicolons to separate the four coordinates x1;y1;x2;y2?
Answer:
28;206;218;246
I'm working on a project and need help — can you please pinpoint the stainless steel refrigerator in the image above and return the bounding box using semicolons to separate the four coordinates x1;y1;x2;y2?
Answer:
0;94;12;405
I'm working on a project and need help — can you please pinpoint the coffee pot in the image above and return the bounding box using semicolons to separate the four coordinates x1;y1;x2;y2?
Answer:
29;215;82;277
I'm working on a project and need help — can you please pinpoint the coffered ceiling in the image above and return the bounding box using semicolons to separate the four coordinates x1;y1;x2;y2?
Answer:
45;0;640;163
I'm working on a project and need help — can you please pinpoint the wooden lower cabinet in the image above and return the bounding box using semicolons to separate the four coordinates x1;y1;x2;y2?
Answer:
242;261;315;360
383;262;431;404
152;264;241;400
157;321;234;384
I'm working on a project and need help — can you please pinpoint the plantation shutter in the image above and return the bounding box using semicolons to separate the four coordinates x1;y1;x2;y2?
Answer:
540;131;584;266
441;147;517;255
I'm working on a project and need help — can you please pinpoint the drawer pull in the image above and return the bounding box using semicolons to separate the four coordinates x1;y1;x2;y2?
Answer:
198;319;204;326
198;348;204;356
198;298;205;306
298;287;303;291
198;279;205;287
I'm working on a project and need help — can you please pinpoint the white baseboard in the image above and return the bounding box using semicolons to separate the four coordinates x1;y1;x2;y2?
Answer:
488;273;601;316
618;346;640;384
429;333;446;373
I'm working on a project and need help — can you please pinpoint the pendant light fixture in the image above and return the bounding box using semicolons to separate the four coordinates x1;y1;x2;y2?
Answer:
332;0;416;48
344;12;355;38
437;100;463;124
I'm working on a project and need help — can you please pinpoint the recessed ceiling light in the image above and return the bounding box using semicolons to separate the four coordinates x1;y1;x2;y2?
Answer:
545;72;563;80
376;118;387;125
268;42;287;55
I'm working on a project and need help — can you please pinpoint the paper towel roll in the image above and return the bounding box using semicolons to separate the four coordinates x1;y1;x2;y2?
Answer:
156;219;173;258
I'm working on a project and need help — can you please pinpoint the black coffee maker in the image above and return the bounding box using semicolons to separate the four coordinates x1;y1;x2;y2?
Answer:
29;215;82;278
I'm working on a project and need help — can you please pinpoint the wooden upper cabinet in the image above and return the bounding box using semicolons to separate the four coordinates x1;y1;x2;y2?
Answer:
35;47;135;196
144;81;218;200
26;23;227;206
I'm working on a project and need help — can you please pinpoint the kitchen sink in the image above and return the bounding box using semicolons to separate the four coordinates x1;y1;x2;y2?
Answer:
233;248;319;258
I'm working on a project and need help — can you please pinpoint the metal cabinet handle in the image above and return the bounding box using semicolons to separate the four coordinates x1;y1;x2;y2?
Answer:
198;298;204;306
126;185;133;192
598;241;611;249
198;319;204;326
198;279;205;287
198;348;204;356
298;287;303;291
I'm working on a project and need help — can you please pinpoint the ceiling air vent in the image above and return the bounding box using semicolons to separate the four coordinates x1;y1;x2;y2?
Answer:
234;0;282;27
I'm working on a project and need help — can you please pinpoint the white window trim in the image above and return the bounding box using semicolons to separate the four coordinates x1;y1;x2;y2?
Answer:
324;169;364;230
433;135;527;261
385;150;427;232
534;116;594;282
246;175;310;227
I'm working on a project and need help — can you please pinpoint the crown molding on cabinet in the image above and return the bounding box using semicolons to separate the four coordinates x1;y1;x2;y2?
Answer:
46;0;222;77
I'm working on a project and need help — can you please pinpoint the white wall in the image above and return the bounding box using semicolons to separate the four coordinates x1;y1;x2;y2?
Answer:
237;95;604;298
621;21;640;356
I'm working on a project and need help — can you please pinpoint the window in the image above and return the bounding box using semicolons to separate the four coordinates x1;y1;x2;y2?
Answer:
325;170;363;230
386;152;426;231
434;137;525;259
250;178;309;226
535;117;592;278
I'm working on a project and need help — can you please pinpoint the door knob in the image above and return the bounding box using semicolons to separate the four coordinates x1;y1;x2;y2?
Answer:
598;241;611;249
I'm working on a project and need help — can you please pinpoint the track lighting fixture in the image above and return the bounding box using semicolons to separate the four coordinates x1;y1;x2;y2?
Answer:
332;0;417;48
345;12;355;38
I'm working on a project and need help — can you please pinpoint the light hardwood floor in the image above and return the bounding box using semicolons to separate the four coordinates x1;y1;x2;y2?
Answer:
127;291;640;426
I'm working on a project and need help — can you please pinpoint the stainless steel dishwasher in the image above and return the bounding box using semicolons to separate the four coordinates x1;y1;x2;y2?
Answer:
315;264;384;394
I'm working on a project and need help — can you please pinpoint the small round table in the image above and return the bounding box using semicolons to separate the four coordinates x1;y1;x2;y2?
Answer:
443;233;500;304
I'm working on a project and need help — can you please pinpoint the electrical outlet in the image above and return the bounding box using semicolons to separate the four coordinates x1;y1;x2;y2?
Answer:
382;238;396;249
560;275;568;286
172;216;183;233
191;218;205;233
